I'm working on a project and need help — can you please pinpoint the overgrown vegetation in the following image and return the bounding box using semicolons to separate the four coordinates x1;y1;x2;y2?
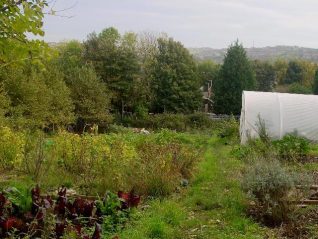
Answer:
0;128;204;197
3;1;318;238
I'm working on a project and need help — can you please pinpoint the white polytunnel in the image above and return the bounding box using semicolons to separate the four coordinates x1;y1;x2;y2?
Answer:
240;91;318;144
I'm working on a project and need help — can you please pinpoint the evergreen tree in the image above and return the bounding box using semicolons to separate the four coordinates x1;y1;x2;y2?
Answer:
214;41;256;115
151;38;201;113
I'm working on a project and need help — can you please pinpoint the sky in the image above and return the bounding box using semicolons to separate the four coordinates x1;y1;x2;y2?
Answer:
42;0;318;49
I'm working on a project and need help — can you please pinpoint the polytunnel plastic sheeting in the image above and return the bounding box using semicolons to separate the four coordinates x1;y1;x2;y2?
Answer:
240;91;318;144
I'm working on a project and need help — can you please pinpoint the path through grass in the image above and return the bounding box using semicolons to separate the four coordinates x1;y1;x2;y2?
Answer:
117;137;269;239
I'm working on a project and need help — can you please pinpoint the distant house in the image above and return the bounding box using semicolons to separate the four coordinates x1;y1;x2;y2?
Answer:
201;80;213;112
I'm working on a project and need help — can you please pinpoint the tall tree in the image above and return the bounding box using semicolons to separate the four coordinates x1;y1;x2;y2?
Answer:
132;32;161;114
83;27;140;114
284;60;303;84
3;66;52;129
214;41;256;115
56;40;84;75
253;60;276;92
151;38;202;113
42;63;75;129
1;63;75;129
66;66;111;126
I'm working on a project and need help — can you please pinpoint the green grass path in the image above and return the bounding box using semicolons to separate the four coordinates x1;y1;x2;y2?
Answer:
117;137;268;239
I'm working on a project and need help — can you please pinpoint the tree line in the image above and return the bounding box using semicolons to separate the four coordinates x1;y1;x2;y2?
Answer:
2;0;318;131
0;24;203;130
203;41;318;115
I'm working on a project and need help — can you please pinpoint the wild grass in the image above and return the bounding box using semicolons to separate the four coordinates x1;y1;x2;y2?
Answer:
117;136;267;239
0;128;206;198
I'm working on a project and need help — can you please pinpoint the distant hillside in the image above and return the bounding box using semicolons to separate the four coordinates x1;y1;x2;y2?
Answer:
189;46;318;63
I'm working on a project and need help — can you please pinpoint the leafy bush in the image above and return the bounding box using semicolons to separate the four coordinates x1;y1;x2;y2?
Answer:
118;113;214;132
186;112;213;129
96;192;131;235
232;138;276;162
217;116;239;142
242;159;311;225
273;134;310;161
288;82;312;95
0;126;25;170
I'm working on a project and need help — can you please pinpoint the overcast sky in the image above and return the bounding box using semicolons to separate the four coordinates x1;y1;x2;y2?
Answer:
42;0;318;49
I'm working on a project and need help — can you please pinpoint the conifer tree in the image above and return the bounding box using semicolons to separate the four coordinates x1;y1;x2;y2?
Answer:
214;41;255;115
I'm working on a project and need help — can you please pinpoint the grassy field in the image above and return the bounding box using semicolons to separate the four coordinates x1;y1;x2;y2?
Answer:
117;136;269;239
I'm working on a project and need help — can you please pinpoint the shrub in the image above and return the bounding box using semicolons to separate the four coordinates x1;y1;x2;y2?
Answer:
217;116;239;142
129;141;199;197
96;192;130;235
186;112;213;129
232;139;276;162
2;129;202;197
273;134;310;161
118;113;214;132
288;83;312;95
0;126;25;170
242;159;311;225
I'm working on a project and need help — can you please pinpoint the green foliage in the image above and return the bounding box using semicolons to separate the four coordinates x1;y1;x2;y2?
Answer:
214;41;256;115
66;66;112;125
120;113;214;132
42;63;75;128
217;116;239;142
197;60;220;86
313;69;318;95
84;27;140;113
242;159;311;224
0;130;202;196
253;60;276;92
56;40;84;75
288;82;312;94
273;59;288;85
0;0;48;67
273;134;310;161
284;60;303;84
3;186;32;213
0;82;10;125
122;136;265;239
0;126;24;170
2;64;74;129
96;192;130;235
151;38;202;113
119;201;186;239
